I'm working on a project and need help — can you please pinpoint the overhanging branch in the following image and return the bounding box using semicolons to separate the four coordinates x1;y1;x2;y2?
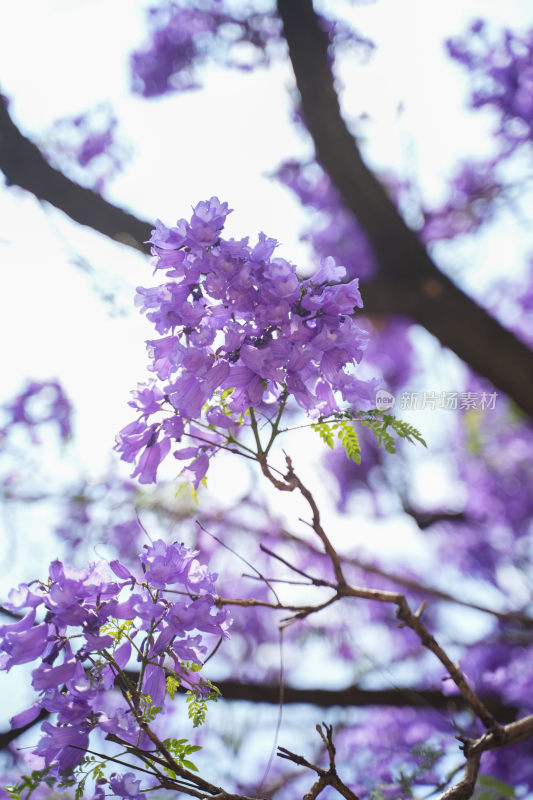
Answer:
0;96;152;253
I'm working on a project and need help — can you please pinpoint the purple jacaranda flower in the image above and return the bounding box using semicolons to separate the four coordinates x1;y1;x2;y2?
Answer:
189;197;231;246
117;200;377;487
90;779;107;800
0;622;50;670
3;543;230;788
109;560;135;581
447;25;533;152
4;583;47;610
251;232;278;262
115;421;158;463
148;623;176;657
131;433;171;484
128;381;165;417
82;632;114;651
142;662;167;706
180;453;210;489
34;722;89;772
0;608;36;636
130;4;282;98
10;703;42;729
3;380;72;440
32;658;78;691
148;218;188;250
113;640;132;670
42;105;126;192
109;772;143;799
139;539;196;588
99;709;152;750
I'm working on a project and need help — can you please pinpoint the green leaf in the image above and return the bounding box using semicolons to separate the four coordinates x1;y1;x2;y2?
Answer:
311;422;335;449
166;675;181;699
182;760;199;771
337;420;361;463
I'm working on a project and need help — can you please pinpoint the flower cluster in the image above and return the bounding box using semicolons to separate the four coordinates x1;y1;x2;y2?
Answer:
43;105;127;192
1;540;230;785
115;198;377;485
447;22;533;151
130;3;281;98
420;160;502;243
1;379;72;441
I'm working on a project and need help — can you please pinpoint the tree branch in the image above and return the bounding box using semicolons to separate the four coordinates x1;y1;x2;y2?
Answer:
278;724;361;800
276;0;533;418
0;96;152;253
0;680;518;752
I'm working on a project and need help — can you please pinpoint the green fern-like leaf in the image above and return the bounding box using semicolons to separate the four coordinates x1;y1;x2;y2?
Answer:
311;422;335;449
166;675;181;700
358;415;397;453
385;415;427;448
186;692;208;727
337;421;361;463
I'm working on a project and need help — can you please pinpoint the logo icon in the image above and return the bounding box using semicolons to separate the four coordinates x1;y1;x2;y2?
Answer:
375;389;395;411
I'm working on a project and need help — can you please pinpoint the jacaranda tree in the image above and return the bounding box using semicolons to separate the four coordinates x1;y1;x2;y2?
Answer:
1;3;533;800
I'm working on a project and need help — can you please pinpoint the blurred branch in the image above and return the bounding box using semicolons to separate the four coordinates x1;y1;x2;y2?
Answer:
276;0;533;418
0;96;152;253
403;507;467;530
1;678;518;752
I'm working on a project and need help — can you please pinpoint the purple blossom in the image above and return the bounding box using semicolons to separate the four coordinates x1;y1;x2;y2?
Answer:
116;199;377;487
42;105;126;192
420;160;502;242
447;24;533;151
34;722;89;772
10;702;42;729
1;542;230;778
109;772;143;799
130;4;282;98
140;538;196;588
2;380;72;441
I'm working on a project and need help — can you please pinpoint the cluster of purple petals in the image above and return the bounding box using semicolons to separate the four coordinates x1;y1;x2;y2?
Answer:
1;380;72;441
1;540;230;783
447;22;533;152
115;197;377;486
44;106;126;192
437;388;533;582
130;2;282;98
420;159;503;243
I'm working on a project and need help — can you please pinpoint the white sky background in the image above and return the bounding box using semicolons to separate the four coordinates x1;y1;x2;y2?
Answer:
0;0;532;720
